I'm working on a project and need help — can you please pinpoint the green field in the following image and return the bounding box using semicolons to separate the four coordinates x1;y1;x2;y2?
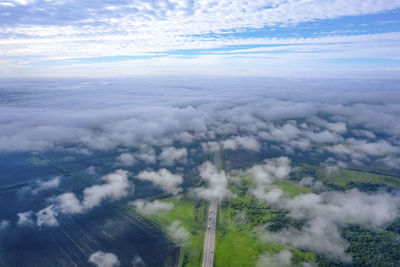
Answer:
215;173;316;267
274;179;312;197
147;196;207;267
298;163;400;190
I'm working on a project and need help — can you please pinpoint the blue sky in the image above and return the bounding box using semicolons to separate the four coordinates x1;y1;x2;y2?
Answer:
0;0;400;77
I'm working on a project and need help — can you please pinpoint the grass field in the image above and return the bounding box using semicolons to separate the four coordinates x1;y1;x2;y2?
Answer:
321;168;400;188
215;171;316;267
274;179;312;197
147;195;207;267
298;163;400;189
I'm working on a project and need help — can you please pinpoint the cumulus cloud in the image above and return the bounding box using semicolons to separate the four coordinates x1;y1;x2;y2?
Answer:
17;170;132;228
136;169;183;195
16;211;35;226
33;176;61;194
242;158;400;262
135;146;157;164
55;169;132;213
130;199;173;216
82;170;132;209
55;192;84;214
116;153;136;166
167;221;190;243
222;136;260;151
326;122;347;134
1;0;400;76
88;251;120;267
304;130;343;144
263;123;301;142
261;189;400;262
0;78;399;173
36;205;59;227
201;141;221;153
250;157;291;186
18;176;62;196
159;147;188;166
192;161;232;201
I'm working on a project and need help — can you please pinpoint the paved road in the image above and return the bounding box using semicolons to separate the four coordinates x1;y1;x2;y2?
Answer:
202;151;220;267
202;199;218;267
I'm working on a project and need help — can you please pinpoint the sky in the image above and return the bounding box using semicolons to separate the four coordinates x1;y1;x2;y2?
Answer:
0;0;400;77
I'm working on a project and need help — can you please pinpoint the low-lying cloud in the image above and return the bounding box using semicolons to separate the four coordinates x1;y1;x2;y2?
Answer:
247;159;400;262
167;221;190;243
192;161;232;201
136;169;183;195
159;147;188;166
130;199;174;216
17;170;132;228
89;251;120;267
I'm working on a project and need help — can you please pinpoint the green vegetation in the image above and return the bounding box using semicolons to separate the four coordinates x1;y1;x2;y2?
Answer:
323;169;400;189
343;225;400;266
296;164;400;190
215;175;316;267
147;196;207;267
274;180;312;197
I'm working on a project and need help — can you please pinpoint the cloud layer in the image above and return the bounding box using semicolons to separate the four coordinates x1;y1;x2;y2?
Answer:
0;1;399;76
244;158;400;262
17;170;132;228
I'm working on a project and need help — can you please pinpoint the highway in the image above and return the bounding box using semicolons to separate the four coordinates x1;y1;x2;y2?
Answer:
202;151;220;267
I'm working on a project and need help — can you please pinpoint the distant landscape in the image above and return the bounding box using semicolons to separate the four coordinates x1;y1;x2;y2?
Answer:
0;78;400;266
1;1;400;266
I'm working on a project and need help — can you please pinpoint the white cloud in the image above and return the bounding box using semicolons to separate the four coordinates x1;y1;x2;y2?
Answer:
88;251;120;267
222;136;260;151
55;192;84;214
159;147;188;166
16;170;132;229
32;176;61;194
1;0;400;76
130;199;173;216
261;188;400;262
201;141;221;153
36;205;59;227
17;211;35;226
55;170;132;214
82;169;132;209
192;161;232;201
242;158;400;262
136;168;183;195
250;157;291;186
116;153;136;166
167;221;190;243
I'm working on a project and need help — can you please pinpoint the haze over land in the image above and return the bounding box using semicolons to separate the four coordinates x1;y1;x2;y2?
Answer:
1;77;400;265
